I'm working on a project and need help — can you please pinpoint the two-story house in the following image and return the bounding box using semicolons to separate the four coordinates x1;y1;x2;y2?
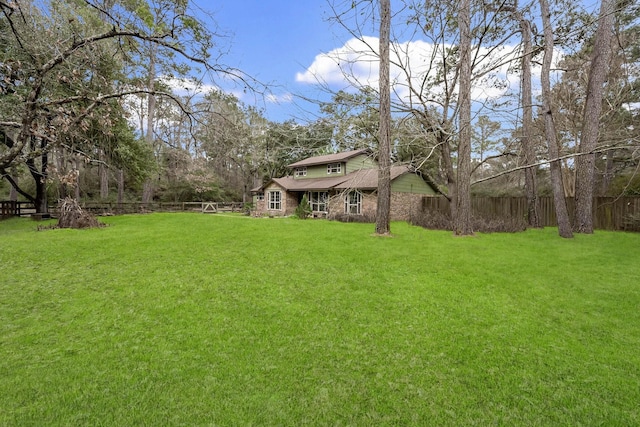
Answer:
251;148;436;220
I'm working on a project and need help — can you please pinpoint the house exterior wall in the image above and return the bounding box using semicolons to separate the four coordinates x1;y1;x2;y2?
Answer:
389;192;424;221
345;154;377;173
295;163;346;179
327;190;376;219
292;154;377;180
261;182;298;216
255;196;265;213
326;190;423;221
390;173;436;195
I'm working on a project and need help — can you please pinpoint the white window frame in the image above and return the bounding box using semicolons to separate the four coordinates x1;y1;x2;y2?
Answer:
256;192;264;201
268;191;282;210
308;191;328;213
294;167;307;177
327;163;342;174
344;191;361;215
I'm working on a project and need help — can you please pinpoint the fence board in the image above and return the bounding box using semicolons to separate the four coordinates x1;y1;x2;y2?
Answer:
1;201;245;218
419;196;640;231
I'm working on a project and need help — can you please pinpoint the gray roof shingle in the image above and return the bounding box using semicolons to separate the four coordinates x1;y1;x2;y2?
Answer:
252;165;412;193
287;148;372;168
333;165;411;190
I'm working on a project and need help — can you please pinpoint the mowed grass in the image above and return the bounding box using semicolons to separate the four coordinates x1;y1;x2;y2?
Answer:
1;213;639;426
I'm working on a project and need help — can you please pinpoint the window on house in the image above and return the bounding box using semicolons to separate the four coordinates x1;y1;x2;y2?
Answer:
256;192;264;201
294;167;307;177
309;191;328;212
327;163;341;174
268;191;282;210
344;191;361;214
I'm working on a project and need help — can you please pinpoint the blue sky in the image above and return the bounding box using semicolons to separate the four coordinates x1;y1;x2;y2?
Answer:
188;1;605;125
200;1;348;122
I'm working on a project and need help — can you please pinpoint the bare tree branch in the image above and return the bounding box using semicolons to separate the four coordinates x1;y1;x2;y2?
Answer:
471;144;639;185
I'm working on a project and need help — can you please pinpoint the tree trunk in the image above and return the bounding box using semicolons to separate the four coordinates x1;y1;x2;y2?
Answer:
99;149;109;199
117;168;124;208
9;174;17;201
74;157;81;200
539;0;572;238
601;150;614;195
439;129;457;222
375;0;391;235
56;147;67;199
520;17;541;228
562;159;575;197
573;0;615;233
26;136;48;214
142;44;157;206
454;0;473;236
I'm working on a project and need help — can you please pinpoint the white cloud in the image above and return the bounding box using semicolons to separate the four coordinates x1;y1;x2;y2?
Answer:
297;36;566;105
160;76;219;97
266;92;294;104
296;36;380;86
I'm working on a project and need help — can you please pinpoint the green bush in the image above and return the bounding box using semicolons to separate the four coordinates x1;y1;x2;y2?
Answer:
294;194;312;219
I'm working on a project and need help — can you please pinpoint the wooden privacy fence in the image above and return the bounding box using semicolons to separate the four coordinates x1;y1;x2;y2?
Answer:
419;196;640;231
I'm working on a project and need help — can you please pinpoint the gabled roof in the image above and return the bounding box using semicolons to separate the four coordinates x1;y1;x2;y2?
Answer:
287;148;372;168
333;165;412;190
272;175;350;191
251;175;349;193
252;165;417;193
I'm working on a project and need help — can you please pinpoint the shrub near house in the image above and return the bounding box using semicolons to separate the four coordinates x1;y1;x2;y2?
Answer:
251;149;436;220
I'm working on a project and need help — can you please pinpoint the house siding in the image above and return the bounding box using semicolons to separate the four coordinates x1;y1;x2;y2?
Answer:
390;173;436;195
296;163;346;179
345;154;377;173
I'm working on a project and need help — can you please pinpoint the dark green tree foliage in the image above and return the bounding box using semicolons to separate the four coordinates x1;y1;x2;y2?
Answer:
294;194;312;219
0;0;222;211
258;120;332;183
320;89;379;152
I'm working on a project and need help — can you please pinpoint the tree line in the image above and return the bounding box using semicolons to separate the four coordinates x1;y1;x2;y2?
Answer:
1;0;639;238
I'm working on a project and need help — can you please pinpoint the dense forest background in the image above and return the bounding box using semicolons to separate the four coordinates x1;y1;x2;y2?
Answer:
1;0;639;234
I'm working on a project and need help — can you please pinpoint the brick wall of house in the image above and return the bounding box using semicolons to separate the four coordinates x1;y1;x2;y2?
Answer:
255;198;265;214
327;191;421;221
327;192;342;218
390;192;423;221
284;191;299;215
361;192;377;217
259;183;299;217
256;188;423;220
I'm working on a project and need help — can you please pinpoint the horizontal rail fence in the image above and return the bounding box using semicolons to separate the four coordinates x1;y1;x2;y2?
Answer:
79;201;245;215
1;200;18;218
420;196;640;231
1;201;246;218
1;201;36;218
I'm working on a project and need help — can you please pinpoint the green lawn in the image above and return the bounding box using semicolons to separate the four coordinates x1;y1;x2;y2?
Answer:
1;213;639;426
